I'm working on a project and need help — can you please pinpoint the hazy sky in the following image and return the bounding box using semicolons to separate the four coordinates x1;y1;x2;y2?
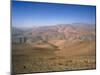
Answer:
12;1;96;27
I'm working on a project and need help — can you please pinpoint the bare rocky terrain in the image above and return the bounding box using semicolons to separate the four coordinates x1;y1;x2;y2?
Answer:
12;24;96;74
